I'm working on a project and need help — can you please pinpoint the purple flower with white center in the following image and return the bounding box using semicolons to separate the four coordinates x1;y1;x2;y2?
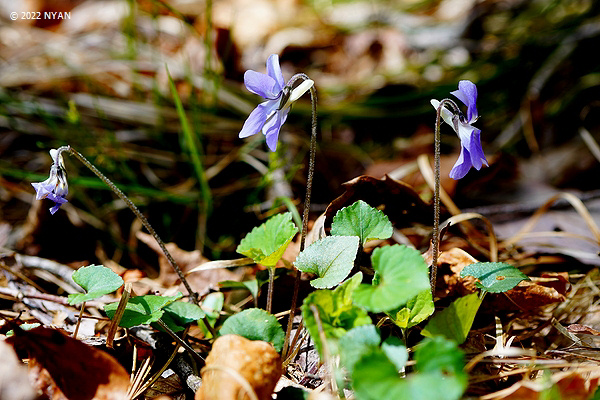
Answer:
239;54;314;151
431;80;488;180
31;149;69;214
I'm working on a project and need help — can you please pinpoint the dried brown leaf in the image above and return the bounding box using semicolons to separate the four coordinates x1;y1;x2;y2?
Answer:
6;326;130;400
196;334;282;400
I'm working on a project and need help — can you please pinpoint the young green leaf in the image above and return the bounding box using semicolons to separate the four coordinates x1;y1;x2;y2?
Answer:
352;350;406;400
460;262;529;293
67;265;124;305
301;273;371;356
160;301;206;332
381;338;408;371
294;235;360;288
199;292;224;339
331;200;393;245
389;289;434;330
219;308;285;352
104;293;182;328
421;293;482;344
351;336;467;400
338;325;381;374
353;245;430;312
236;212;298;267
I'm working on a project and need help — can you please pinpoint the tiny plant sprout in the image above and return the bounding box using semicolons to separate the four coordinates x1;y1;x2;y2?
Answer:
31;147;69;214
239;54;314;151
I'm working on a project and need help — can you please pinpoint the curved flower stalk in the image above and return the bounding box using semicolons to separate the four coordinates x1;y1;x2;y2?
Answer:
431;80;488;180
31;148;69;214
239;54;314;151
429;80;487;293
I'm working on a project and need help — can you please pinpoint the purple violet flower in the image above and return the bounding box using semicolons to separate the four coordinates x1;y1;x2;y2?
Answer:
31;149;69;214
239;54;313;151
431;80;488;180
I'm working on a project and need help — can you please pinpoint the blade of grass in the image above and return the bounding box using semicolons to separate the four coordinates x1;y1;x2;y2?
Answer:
166;66;212;249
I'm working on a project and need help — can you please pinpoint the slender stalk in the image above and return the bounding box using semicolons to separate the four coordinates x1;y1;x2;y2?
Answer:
431;99;461;295
65;146;199;305
283;78;317;358
266;268;274;313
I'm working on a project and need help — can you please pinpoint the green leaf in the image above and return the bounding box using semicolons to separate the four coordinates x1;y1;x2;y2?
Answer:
381;338;408;371
353;245;430;312
389;289;434;329
219;280;260;299
237;212;298;267
220;308;285;352
301;273;371;356
67;265;124;305
421;293;482;344
352;350;406;400
338;325;381;374
351;337;467;400
413;336;468;399
331;200;393;245
460;262;529;293
104;293;182;328
294;236;360;288
160;301;206;332
199;292;224;339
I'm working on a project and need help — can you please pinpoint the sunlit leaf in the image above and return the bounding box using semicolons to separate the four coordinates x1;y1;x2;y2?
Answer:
389;289;434;329
331;200;393;245
236;212;298;267
302;273;371;356
104;293;181;328
421;293;482;344
295;235;360;288
220;308;285;352
67;265;124;305
460;262;529;293
353;245;430;312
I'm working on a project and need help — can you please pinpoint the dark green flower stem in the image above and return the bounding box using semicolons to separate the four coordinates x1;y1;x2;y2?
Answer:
62;146;199;306
283;74;317;358
431;99;461;294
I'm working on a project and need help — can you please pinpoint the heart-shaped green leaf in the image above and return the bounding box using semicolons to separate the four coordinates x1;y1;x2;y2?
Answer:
236;212;298;267
338;325;381;374
421;293;482;344
160;301;206;332
353;245;430;312
199;292;224;339
331;200;393;245
351;336;467;400
302;273;371;356
219;308;285;352
294;235;360;288
67;265;124;305
389;289;434;330
460;262;529;293
104;293;182;328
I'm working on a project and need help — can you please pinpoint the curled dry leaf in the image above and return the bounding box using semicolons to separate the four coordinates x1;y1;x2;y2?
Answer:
484;369;600;400
196;334;282;400
6;325;130;400
0;340;36;400
439;248;568;311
